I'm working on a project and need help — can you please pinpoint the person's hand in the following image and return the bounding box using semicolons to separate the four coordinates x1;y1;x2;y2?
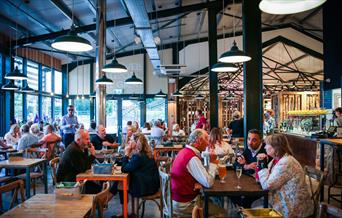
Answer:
244;162;257;170
69;124;73;128
102;141;111;147
257;153;268;160
88;143;96;156
193;183;202;191
237;155;246;165
125;142;134;156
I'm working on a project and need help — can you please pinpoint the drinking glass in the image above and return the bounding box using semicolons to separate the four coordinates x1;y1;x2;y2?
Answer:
235;165;242;190
218;163;227;183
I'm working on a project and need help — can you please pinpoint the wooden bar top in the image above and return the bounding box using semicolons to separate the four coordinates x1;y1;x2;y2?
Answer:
320;138;342;145
1;194;94;218
0;158;46;168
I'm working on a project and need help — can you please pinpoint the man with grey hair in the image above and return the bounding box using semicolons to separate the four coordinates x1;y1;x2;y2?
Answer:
18;124;38;151
150;119;165;145
171;129;226;217
91;124;118;150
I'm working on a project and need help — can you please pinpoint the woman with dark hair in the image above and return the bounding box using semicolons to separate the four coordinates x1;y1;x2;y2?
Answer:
209;127;233;158
258;134;313;217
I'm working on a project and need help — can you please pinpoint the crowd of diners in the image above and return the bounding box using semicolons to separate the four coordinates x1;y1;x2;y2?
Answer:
0;105;320;217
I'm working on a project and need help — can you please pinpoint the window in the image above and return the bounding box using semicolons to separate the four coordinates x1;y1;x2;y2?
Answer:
42;96;52;122
14;57;23;88
14;93;23;123
42;66;52;93
146;98;166;123
54;70;62;95
54;98;62;121
27;60;39;90
122;100;141;128
106;100;118;133
74;98;90;129
27;94;39;122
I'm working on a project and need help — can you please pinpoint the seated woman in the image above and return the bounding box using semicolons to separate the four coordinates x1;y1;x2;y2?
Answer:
172;124;185;137
258;134;313;217
4;124;21;148
209;127;233;159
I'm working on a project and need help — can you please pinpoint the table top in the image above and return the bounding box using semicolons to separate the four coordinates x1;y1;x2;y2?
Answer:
1;194;94;218
154;144;183;149
203;170;267;196
77;169;128;180
0;158;46;168
0;148;17;153
320;138;342;145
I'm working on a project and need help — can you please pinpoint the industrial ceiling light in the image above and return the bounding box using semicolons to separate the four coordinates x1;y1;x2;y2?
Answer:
125;72;143;85
195;93;205;100
21;83;34;93
96;74;113;85
259;0;327;15
5;66;27;80
2;80;19;90
172;89;183;97
211;62;239;72
219;0;251;63
155;89;167;98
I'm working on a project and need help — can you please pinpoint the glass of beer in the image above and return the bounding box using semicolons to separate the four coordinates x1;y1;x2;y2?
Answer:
218;163;227;183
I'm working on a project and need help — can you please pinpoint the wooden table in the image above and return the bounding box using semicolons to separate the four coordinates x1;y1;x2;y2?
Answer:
319;138;342;201
0;194;94;218
76;170;129;218
0;158;48;199
203;170;268;217
153;144;183;160
0;148;18;160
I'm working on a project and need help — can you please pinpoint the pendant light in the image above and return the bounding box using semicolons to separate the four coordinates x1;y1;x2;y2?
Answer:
195;93;205;100
155;89;167;98
172;89;183;97
51;0;92;52
96;74;113;85
219;0;251;63
21;47;34;92
2;80;19;90
125;72;142;85
259;0;327;15
102;19;127;73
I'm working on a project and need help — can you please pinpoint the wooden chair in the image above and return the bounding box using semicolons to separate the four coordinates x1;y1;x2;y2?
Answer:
49;157;60;186
304;165;325;217
0;180;25;213
91;181;110;218
319;202;342;218
328;147;342;208
159;165;172;218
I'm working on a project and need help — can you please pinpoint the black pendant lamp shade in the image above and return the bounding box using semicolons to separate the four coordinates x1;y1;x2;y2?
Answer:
96;74;113;85
125;72;143;85
102;58;128;73
211;62;238;72
21;83;34;93
51;26;93;52
1;80;19;90
195;93;205;100
219;41;251;63
172;89;183;97
155;89;167;98
5;66;27;80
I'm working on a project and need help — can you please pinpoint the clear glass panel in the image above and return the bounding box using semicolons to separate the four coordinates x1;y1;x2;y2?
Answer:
106;100;118;133
146;98;166;123
54;70;62;95
54;98;63;121
27;60;39;90
42;66;52;93
14;57;23;88
74;98;90;129
14;93;23;123
27;94;39;122
122;100;141;128
42;96;52;122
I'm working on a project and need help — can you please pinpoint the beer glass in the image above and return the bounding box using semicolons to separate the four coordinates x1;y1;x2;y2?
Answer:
218;163;227;183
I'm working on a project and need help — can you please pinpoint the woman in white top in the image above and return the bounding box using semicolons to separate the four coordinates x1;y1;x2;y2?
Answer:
4;124;21;147
209;127;233;158
172;124;185;137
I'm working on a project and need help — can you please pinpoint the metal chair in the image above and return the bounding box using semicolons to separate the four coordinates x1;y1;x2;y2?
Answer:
159;164;172;218
328;147;342;208
49;157;60;186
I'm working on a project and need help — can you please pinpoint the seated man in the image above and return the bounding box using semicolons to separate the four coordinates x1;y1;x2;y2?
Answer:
91;124;118;150
171;129;226;217
17;124;38;151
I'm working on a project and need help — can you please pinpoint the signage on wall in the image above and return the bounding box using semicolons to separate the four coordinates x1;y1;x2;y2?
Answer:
323;90;332;109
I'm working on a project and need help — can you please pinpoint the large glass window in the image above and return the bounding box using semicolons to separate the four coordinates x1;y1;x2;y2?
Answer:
42;66;52;93
27;94;39;122
74;99;90;129
42;96;52;122
14;93;23;123
27;60;39;90
106;100;118;133
146;98;166;123
14;57;23;88
54;70;62;95
122;100;141;128
54;98;63;121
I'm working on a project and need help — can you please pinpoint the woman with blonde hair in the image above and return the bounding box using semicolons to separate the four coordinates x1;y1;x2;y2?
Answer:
209;127;233;158
4;124;21;147
258;134;313;217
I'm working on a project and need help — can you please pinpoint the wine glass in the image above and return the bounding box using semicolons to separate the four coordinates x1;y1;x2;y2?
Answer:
235;165;242;190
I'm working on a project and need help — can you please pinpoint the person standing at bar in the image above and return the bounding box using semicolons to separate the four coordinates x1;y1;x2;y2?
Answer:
195;109;209;130
61;105;79;148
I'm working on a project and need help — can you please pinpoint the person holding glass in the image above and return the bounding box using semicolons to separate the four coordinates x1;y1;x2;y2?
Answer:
258;134;313;217
90;124;118;150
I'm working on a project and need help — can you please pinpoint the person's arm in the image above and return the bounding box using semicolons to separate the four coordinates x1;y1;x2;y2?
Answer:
186;156;216;188
258;158;292;191
121;154;143;173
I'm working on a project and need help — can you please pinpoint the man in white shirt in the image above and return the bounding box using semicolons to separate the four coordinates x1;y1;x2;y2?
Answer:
171;129;226;217
150;120;165;145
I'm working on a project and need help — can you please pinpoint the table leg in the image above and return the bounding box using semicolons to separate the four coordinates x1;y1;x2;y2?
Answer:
25;167;31;199
204;194;209;218
43;161;48;194
263;193;268;208
123;178;128;218
320;142;325;201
